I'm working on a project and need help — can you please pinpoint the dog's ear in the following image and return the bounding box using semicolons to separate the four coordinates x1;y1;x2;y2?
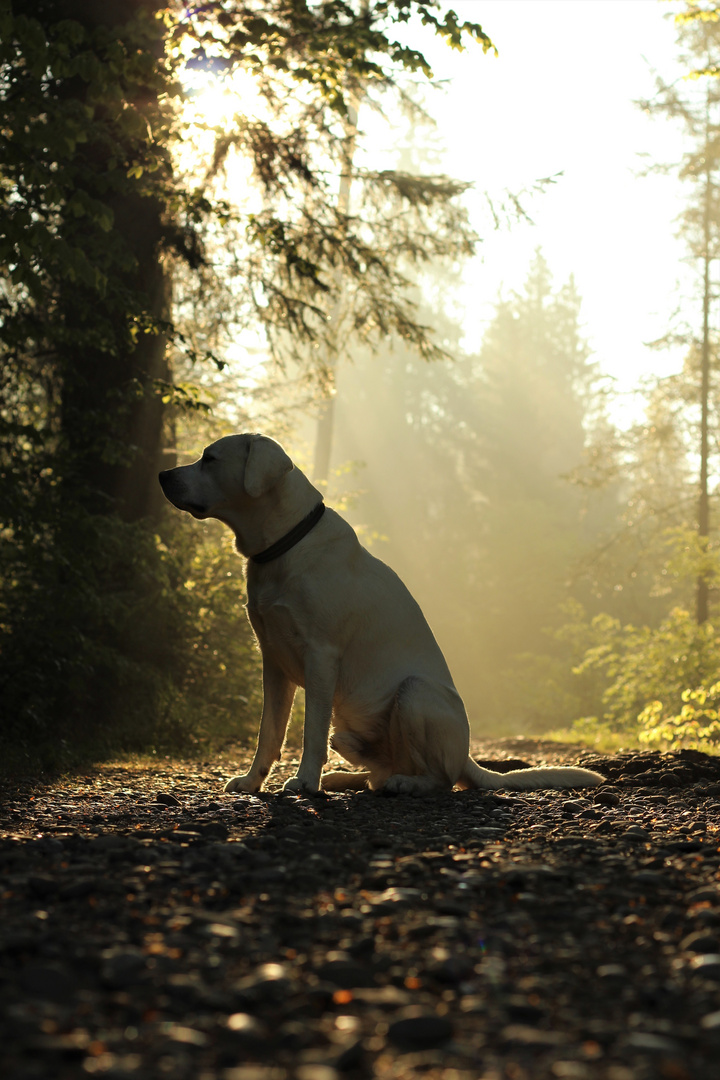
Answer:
244;435;293;498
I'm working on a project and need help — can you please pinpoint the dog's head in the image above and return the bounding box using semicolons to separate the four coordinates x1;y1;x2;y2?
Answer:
158;433;294;520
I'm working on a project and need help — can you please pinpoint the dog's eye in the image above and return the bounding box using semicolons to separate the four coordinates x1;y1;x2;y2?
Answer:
202;454;214;464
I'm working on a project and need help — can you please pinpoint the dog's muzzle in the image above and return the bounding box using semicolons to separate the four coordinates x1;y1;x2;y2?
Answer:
158;470;206;517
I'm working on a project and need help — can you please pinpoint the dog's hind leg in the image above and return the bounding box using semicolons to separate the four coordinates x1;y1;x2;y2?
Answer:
320;770;371;791
380;676;469;796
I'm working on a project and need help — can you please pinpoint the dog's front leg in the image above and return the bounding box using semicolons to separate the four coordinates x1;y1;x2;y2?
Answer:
224;656;295;794
283;647;338;794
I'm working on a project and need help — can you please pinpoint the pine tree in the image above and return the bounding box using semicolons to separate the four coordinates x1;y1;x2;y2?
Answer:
637;5;720;622
333;251;599;730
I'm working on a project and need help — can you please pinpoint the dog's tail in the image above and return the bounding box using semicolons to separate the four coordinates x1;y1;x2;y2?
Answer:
460;756;604;791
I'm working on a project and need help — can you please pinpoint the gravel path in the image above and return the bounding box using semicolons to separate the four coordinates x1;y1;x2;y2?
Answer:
2;740;720;1080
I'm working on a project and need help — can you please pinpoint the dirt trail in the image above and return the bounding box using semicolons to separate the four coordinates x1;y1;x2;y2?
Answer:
1;739;720;1080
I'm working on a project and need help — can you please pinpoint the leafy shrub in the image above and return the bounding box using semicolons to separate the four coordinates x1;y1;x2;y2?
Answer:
570;606;720;751
0;501;261;772
639;685;720;750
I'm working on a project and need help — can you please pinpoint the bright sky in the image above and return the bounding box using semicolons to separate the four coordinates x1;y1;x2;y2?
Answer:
414;0;691;407
186;1;696;420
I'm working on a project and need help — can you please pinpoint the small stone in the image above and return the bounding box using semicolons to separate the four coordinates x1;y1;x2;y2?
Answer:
31;837;64;853
623;1032;681;1053
296;1067;339;1080
59;878;98;900
227;1014;266;1039
681;931;720;953
353;986;411;1007
316;960;376;989
19;964;79;1002
506;997;545;1023
631;870;664;887
88;834;127;851
27;874;56;896
155;792;181;806
502;1025;568;1048
432;955;475;983
164;1024;207;1046
597;964;626;979
594;791;620;807
667;839;703;853
387;1014;453;1049
689;953;720;979
623;825;650;840
224;1067;287;1080
688;886;720;905
372;887;423;906
234;963;294;1003
552;1065;591;1079
101;947;147;989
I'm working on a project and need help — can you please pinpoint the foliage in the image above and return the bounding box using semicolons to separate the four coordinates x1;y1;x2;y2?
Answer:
555;1;720;750
569;600;720;751
569;383;699;620
0;1;491;767
0;492;261;771
639;684;720;749
331;250;603;731
173;2;490;384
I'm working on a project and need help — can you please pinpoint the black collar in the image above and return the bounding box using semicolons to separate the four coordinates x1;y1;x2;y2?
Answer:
250;502;326;564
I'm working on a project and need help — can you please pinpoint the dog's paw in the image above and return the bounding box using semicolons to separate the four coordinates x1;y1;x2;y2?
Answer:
382;774;439;797
224;774;260;794
283;776;321;795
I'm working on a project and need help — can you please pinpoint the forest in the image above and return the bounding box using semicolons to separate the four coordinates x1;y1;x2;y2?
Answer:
3;0;720;773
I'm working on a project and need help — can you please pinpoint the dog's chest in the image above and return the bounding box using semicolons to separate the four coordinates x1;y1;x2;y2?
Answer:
246;593;307;684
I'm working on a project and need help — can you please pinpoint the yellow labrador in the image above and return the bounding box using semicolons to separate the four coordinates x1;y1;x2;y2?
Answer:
159;433;604;795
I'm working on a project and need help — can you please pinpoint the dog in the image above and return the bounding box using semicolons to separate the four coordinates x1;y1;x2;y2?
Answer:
159;433;604;795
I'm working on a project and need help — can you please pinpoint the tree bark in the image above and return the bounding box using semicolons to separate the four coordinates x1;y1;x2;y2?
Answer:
312;98;359;486
58;0;172;522
697;95;713;625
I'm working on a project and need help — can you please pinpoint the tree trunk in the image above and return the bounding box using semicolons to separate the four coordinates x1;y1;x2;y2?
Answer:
312;97;359;487
697;98;713;625
58;0;172;523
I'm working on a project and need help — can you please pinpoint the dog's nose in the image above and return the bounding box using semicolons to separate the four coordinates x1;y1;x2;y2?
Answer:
158;470;169;485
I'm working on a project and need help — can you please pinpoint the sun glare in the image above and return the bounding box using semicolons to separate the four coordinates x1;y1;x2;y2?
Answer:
175;66;270;191
187;83;238;128
182;68;267;130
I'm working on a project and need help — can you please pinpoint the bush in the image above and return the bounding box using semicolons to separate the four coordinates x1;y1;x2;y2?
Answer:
569;606;720;751
639;685;720;750
0;501;261;773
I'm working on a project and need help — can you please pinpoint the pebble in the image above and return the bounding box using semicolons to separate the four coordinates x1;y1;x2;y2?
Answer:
680;931;720;953
18;964;78;1002
1;742;720;1080
623;1032;681;1053
316;960;376;989
387;1014;453;1049
594;790;620;807
623;825;650;840
502;1025;568;1047
155;791;181;806
689;953;720;979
